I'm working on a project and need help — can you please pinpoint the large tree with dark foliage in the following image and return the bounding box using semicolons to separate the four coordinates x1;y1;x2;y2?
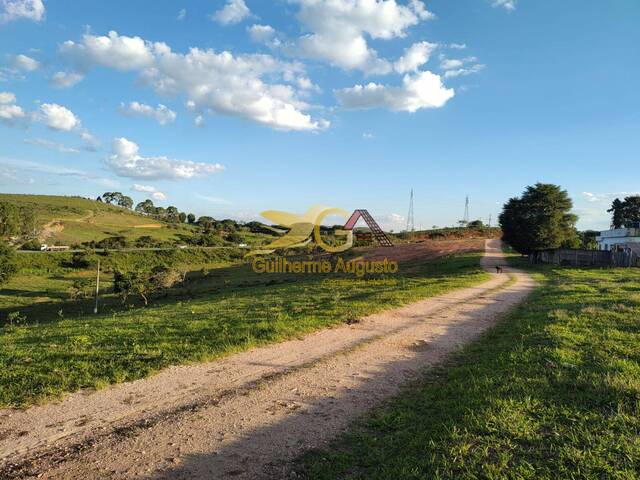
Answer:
499;183;578;255
608;196;640;228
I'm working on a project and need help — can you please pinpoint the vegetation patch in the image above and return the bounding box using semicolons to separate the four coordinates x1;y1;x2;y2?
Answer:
299;262;640;479
0;253;488;407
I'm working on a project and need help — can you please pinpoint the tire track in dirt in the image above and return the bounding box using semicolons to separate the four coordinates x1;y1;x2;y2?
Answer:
0;240;534;479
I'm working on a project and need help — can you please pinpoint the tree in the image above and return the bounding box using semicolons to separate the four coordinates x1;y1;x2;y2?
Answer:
187;213;196;224
135;199;156;216
467;219;484;229
0;240;17;285
608;196;640;228
607;198;625;229
197;216;215;234
0;202;20;237
113;266;181;306
622;196;640;227
499;183;578;255
119;195;134;209
178;212;187;223
102;192;133;209
166;206;180;223
20;207;39;238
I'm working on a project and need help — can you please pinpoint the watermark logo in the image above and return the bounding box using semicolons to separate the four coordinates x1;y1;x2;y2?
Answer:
248;205;398;275
249;205;355;256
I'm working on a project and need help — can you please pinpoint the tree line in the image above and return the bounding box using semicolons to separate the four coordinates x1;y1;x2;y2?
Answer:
607;196;640;229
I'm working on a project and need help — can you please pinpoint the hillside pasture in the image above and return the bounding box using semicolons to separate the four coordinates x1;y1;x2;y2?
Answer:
0;194;190;245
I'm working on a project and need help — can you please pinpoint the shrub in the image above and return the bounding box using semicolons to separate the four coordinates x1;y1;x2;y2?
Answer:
113;266;182;306
0;240;17;285
68;278;93;300
20;240;42;251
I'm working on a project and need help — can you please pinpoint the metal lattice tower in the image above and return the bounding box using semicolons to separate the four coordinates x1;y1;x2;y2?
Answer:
462;196;470;225
407;188;415;232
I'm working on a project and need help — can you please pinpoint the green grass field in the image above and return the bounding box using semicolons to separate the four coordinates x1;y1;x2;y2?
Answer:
0;252;489;408
299;262;640;479
0;193;192;245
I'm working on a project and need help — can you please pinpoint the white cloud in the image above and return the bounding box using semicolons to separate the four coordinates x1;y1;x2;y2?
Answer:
0;91;15;103
291;0;433;74
492;0;516;11
449;43;467;50
60;31;156;72
119;101;177;125
376;213;406;231
248;24;276;43
80;131;101;151
212;0;251;25
336;71;454;112
0;156;118;187
39;103;80;131
106;137;225;180
132;183;166;201
11;54;39;72
24;138;81;154
60;31;328;131
0;91;25;124
194;114;204;127
362;132;374;139
0;0;44;24
177;8;186;21
440;58;464;70
50;71;84;88
444;63;485;78
440;55;484;78
394;41;437;74
35;103;100;149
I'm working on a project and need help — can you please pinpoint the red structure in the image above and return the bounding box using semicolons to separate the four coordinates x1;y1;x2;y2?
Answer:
343;209;394;247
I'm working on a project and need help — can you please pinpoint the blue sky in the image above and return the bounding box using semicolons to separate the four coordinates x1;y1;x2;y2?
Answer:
1;0;639;231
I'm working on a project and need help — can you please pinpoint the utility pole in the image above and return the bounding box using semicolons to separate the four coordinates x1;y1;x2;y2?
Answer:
488;214;492;227
94;259;101;314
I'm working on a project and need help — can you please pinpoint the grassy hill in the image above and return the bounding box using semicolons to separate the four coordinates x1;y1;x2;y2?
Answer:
0;193;193;245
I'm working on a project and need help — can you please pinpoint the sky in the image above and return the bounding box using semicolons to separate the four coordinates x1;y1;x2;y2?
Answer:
0;0;639;232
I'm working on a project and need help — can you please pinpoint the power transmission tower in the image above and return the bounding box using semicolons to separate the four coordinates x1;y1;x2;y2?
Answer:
487;213;492;228
460;195;470;226
407;189;415;232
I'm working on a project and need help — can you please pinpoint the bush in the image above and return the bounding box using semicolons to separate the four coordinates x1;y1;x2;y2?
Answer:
68;278;93;300
227;232;244;243
67;251;97;269
96;236;127;250
0;240;17;285
113;266;182;305
20;240;42;251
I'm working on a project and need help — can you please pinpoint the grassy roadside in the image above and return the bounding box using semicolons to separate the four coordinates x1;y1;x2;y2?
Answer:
299;262;640;479
0;253;489;408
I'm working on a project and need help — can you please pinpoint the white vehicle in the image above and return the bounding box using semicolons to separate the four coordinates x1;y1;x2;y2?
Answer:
238;243;249;248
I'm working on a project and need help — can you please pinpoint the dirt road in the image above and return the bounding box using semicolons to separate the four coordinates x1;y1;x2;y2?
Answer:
0;240;535;479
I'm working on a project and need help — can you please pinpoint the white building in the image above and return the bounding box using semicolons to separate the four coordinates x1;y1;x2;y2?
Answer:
596;227;640;251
